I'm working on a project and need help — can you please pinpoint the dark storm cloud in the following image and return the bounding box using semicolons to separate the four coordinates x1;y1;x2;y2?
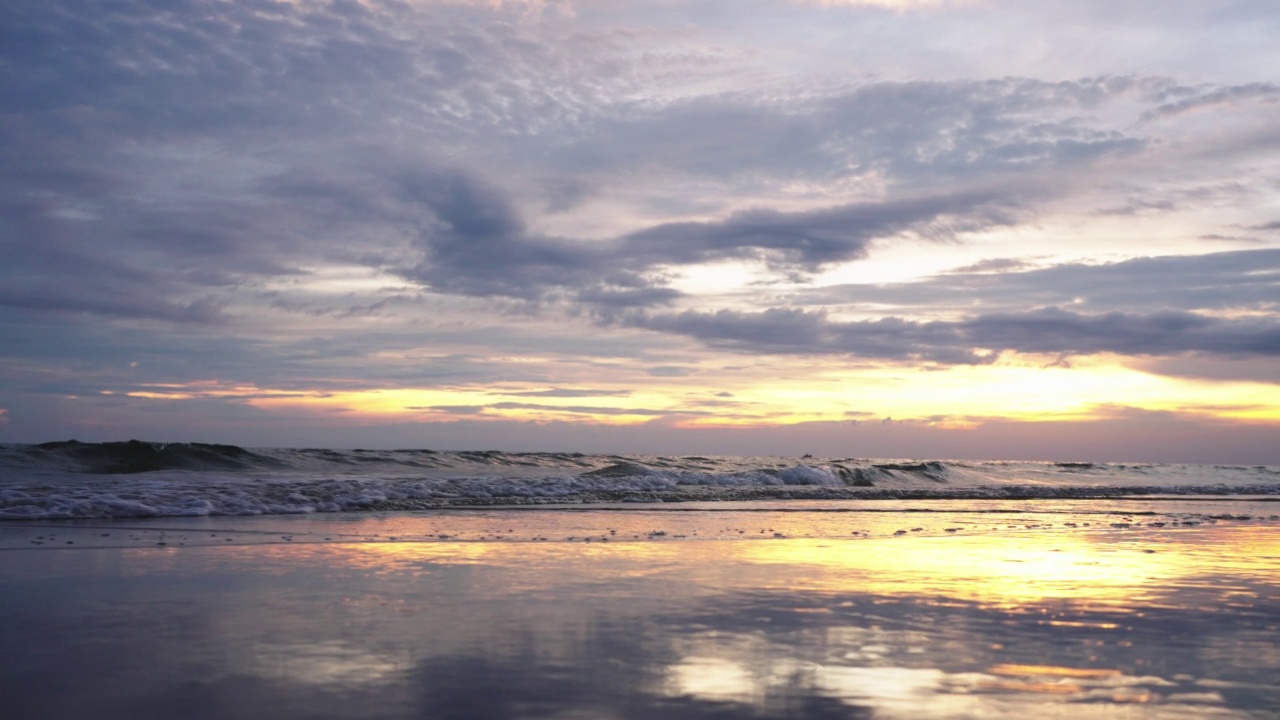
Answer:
627;306;1280;363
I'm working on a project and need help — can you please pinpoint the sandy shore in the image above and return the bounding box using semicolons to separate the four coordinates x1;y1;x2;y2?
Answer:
2;503;1278;719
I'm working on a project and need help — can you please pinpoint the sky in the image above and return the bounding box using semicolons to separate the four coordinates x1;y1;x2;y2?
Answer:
2;0;1279;462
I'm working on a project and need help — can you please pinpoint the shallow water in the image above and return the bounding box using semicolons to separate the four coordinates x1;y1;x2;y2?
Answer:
2;506;1278;719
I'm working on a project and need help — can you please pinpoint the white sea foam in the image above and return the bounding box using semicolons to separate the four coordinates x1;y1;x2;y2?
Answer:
1;442;1276;520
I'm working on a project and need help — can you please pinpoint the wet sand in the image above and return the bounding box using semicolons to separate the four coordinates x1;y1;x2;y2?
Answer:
2;502;1278;719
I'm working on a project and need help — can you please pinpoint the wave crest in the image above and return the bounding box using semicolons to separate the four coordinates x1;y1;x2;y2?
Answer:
23;440;284;474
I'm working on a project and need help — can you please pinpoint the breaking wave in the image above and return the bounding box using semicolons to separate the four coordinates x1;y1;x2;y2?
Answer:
1;441;1277;520
14;440;286;474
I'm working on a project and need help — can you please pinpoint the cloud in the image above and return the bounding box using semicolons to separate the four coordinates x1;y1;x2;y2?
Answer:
415;401;703;417
0;284;229;325
389;165;1028;307
647;367;694;377
962;308;1280;358
618;188;1017;270
800;248;1280;317
1;0;652;319
489;402;693;416
626;306;1280;363
1131;356;1280;385
628;307;991;364
500;388;633;398
372;166;676;307
368;74;1160;308
551;76;1149;200
945;257;1036;274
2;0;1279;454
409;405;488;415
1140;82;1280;122
0;0;1207;322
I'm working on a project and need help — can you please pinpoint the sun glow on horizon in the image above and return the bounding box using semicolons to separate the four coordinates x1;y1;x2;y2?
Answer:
110;352;1280;434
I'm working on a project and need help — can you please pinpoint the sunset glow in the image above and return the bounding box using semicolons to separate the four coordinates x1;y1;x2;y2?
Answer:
107;356;1280;436
2;0;1278;461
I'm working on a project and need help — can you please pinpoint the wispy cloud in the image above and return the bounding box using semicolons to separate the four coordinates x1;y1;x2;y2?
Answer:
500;388;633;398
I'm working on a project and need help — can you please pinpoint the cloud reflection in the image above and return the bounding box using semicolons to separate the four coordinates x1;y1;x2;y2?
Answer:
3;526;1278;718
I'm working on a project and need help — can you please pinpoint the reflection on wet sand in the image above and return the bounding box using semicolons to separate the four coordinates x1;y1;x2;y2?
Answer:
239;521;1280;612
735;526;1280;611
1;522;1277;719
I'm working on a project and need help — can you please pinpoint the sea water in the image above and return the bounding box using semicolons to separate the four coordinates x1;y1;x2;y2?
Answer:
2;442;1278;718
2;441;1277;519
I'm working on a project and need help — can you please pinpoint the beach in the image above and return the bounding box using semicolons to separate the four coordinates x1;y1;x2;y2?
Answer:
3;500;1278;719
8;1;1280;716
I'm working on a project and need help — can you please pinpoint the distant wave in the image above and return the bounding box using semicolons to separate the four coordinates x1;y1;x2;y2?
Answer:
1;441;1276;520
14;440;286;474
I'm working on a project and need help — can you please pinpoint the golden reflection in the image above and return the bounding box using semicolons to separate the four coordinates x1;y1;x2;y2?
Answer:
812;666;949;704
157;524;1280;610
977;679;1084;695
978;665;1169;705
1042;620;1120;630
108;525;1280;614
732;528;1280;609
988;664;1122;680
252;640;407;686
665;657;760;703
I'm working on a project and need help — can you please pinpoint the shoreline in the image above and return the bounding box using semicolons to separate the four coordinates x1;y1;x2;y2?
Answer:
3;511;1278;718
4;498;1277;551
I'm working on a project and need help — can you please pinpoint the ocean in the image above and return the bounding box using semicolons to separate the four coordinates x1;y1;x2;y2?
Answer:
2;441;1278;718
2;440;1278;519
